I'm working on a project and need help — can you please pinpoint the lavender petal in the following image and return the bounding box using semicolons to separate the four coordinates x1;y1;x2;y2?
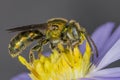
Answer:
11;73;31;80
94;77;120;80
91;22;115;64
89;67;120;77
95;39;120;70
79;78;96;80
91;22;115;53
96;26;120;64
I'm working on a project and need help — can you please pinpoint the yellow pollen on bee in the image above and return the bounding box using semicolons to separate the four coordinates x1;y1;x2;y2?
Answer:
20;37;26;41
15;42;21;49
15;37;26;49
29;33;34;36
29;33;37;39
18;42;92;80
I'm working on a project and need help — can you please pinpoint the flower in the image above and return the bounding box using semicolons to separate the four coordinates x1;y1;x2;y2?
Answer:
11;73;31;80
11;22;120;80
18;41;92;80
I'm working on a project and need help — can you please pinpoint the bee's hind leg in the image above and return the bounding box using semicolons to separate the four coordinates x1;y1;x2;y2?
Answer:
29;44;43;63
29;39;49;63
29;49;35;64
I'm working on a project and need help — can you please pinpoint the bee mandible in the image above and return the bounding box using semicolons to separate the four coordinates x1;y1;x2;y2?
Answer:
7;18;98;62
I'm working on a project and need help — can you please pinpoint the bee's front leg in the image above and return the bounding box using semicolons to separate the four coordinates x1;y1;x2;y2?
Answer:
50;43;58;51
72;40;80;47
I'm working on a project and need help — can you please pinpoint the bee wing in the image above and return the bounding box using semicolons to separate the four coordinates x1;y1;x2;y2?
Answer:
6;23;48;32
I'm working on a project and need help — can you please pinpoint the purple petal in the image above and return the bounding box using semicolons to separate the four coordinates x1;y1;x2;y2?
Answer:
95;39;120;70
91;22;115;64
11;73;31;80
79;41;86;54
43;52;51;57
96;26;120;64
89;67;120;77
92;22;115;53
94;77;120;80
80;78;96;80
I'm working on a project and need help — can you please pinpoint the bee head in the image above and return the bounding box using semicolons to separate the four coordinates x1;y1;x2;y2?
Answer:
46;18;68;38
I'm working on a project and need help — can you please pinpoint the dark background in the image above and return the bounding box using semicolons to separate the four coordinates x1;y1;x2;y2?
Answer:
0;0;120;80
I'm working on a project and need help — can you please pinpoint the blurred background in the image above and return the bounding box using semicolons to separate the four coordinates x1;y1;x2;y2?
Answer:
0;0;120;80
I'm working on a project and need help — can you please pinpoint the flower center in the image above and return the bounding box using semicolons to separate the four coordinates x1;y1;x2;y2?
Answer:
18;42;92;80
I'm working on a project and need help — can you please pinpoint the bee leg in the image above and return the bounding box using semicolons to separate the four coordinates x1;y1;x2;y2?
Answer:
61;37;73;51
80;31;98;63
72;40;80;47
66;39;76;52
31;44;43;58
29;45;43;63
34;39;49;58
50;43;62;53
29;39;49;63
29;50;35;64
29;45;41;63
50;43;57;50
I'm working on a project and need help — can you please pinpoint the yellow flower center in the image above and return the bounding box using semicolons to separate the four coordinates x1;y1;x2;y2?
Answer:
18;42;92;80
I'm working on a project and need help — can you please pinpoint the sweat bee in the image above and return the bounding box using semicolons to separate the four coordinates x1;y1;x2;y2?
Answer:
7;18;98;62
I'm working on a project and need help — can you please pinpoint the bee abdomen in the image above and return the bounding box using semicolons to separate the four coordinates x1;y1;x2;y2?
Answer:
8;30;43;57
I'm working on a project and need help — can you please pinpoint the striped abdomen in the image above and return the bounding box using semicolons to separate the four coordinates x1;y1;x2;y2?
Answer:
8;30;43;57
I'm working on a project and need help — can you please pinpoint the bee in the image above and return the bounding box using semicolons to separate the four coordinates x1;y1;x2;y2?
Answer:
7;18;98;62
